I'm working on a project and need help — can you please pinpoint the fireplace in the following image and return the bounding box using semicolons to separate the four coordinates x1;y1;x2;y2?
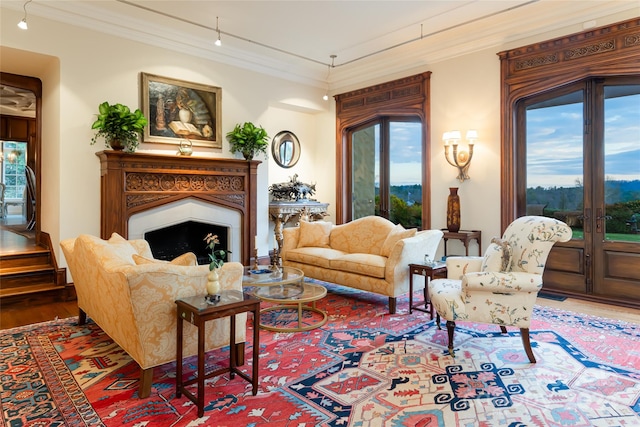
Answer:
97;151;259;265
144;220;229;264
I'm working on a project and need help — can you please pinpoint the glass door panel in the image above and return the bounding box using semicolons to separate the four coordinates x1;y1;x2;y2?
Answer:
389;121;422;228
602;85;640;241
525;90;585;239
351;124;379;219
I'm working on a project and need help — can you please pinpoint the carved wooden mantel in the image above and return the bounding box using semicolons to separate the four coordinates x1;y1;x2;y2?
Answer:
97;150;260;265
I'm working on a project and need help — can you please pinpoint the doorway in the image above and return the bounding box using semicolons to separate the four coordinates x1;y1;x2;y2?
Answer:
0;73;41;244
519;77;640;305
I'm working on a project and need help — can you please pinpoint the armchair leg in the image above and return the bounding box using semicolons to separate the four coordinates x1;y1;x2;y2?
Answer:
388;297;397;314
78;308;87;325
520;328;536;363
139;367;153;398
499;326;507;334
446;320;456;358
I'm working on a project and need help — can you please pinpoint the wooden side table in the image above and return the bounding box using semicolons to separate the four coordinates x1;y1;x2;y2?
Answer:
441;229;482;256
176;290;260;418
409;262;447;317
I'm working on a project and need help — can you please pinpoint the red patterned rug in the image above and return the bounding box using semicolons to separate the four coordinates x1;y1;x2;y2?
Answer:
1;281;639;426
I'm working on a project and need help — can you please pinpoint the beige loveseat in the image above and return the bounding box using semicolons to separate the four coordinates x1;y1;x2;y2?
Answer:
60;233;245;398
281;216;443;314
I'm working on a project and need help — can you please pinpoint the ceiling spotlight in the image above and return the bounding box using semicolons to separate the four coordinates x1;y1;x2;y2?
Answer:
215;16;222;47
17;0;32;30
323;55;337;101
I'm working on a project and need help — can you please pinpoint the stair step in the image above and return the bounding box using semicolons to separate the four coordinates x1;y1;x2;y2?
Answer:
1;267;56;290
1;250;51;269
0;282;65;298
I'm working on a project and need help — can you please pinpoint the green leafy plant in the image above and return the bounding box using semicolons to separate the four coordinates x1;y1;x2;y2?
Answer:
226;122;269;160
204;233;228;270
90;101;148;152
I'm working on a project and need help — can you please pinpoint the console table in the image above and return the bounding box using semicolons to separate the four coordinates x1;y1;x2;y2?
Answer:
441;229;482;256
269;200;329;250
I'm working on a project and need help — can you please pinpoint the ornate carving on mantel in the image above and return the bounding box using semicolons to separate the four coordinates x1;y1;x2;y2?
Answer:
97;150;260;265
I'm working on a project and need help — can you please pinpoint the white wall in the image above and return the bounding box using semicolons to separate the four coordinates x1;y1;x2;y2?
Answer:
1;8;331;267
1;6;637;268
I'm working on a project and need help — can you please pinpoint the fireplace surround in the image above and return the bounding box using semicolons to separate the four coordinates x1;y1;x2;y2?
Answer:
97;151;259;265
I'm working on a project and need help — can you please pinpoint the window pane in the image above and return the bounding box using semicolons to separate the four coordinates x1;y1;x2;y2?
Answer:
525;90;584;238
2;141;28;200
603;85;640;241
389;121;422;228
351;124;379;219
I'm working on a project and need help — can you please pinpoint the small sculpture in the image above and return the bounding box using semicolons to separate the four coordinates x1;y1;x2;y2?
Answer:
269;174;317;201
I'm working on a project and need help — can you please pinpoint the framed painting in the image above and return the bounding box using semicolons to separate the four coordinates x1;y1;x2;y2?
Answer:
141;73;222;148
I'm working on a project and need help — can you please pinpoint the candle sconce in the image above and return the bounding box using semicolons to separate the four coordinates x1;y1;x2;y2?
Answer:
443;130;477;182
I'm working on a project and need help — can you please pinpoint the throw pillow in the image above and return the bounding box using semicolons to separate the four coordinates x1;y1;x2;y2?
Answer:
297;220;333;248
106;232;139;265
133;252;198;266
481;237;513;272
380;224;417;257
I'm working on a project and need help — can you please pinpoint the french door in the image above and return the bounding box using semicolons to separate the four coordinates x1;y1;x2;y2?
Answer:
520;77;640;304
348;117;423;228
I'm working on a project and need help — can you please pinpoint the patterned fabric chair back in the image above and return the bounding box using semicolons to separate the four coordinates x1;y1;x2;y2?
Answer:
502;215;572;275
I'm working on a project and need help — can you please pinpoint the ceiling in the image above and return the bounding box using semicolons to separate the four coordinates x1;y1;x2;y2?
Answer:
2;1;638;103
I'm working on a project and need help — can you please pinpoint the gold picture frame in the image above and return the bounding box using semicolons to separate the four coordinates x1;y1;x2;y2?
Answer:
141;73;222;148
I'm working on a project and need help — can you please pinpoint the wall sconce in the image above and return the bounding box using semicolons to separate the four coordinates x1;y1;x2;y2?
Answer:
443;130;477;182
17;0;32;30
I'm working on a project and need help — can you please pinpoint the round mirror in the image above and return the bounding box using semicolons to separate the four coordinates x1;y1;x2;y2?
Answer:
271;130;300;168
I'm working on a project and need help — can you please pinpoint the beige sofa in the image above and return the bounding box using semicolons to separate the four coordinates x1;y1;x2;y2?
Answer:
281;216;443;314
60;232;245;398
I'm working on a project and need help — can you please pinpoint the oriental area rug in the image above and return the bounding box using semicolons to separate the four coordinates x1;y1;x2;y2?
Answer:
1;281;639;427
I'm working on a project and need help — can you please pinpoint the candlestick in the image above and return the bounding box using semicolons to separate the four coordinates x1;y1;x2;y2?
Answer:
252;247;259;270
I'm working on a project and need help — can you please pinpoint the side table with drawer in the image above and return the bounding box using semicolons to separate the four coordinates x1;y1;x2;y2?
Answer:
408;262;447;318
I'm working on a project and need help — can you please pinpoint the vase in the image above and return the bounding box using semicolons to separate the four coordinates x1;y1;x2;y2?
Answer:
446;187;461;232
242;151;253;161
206;268;221;295
178;108;192;123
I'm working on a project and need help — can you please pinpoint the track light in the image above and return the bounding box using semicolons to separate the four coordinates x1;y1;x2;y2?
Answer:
323;55;336;101
17;0;32;30
214;16;222;47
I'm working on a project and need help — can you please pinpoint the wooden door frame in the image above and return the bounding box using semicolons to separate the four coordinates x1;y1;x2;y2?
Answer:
0;72;42;243
334;72;431;226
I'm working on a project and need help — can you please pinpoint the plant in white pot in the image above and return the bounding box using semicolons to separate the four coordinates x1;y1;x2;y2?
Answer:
226;122;269;160
90;101;148;152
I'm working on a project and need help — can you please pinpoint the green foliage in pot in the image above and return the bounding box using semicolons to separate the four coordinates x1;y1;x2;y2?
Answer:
90;101;148;152
226;122;269;160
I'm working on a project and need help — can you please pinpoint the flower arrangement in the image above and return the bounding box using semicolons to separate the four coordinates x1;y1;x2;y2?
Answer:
204;233;228;270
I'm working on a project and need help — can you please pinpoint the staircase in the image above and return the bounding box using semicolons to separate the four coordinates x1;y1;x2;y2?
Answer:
0;231;70;304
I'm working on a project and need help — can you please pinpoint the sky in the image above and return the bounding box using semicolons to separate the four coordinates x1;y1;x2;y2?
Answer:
526;90;640;188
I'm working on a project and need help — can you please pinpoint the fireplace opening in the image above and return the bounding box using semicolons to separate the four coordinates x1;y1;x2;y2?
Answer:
144;220;230;265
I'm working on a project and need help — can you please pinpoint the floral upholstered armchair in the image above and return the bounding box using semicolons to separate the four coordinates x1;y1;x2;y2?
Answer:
429;216;572;363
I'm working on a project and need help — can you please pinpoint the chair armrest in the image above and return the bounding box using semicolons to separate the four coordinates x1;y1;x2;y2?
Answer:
462;271;543;293
446;256;483;279
281;227;300;258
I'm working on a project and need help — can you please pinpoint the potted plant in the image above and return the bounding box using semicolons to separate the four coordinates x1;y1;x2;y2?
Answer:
90;101;148;152
226;122;269;160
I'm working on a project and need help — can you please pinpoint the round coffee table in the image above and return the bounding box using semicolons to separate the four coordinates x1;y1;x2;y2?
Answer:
242;266;327;332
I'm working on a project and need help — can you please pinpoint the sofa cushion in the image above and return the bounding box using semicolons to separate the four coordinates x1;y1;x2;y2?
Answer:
329;253;386;278
380;224;417;257
297;220;333;248
481;237;513;272
330;216;394;255
133;252;198;266
285;247;345;268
